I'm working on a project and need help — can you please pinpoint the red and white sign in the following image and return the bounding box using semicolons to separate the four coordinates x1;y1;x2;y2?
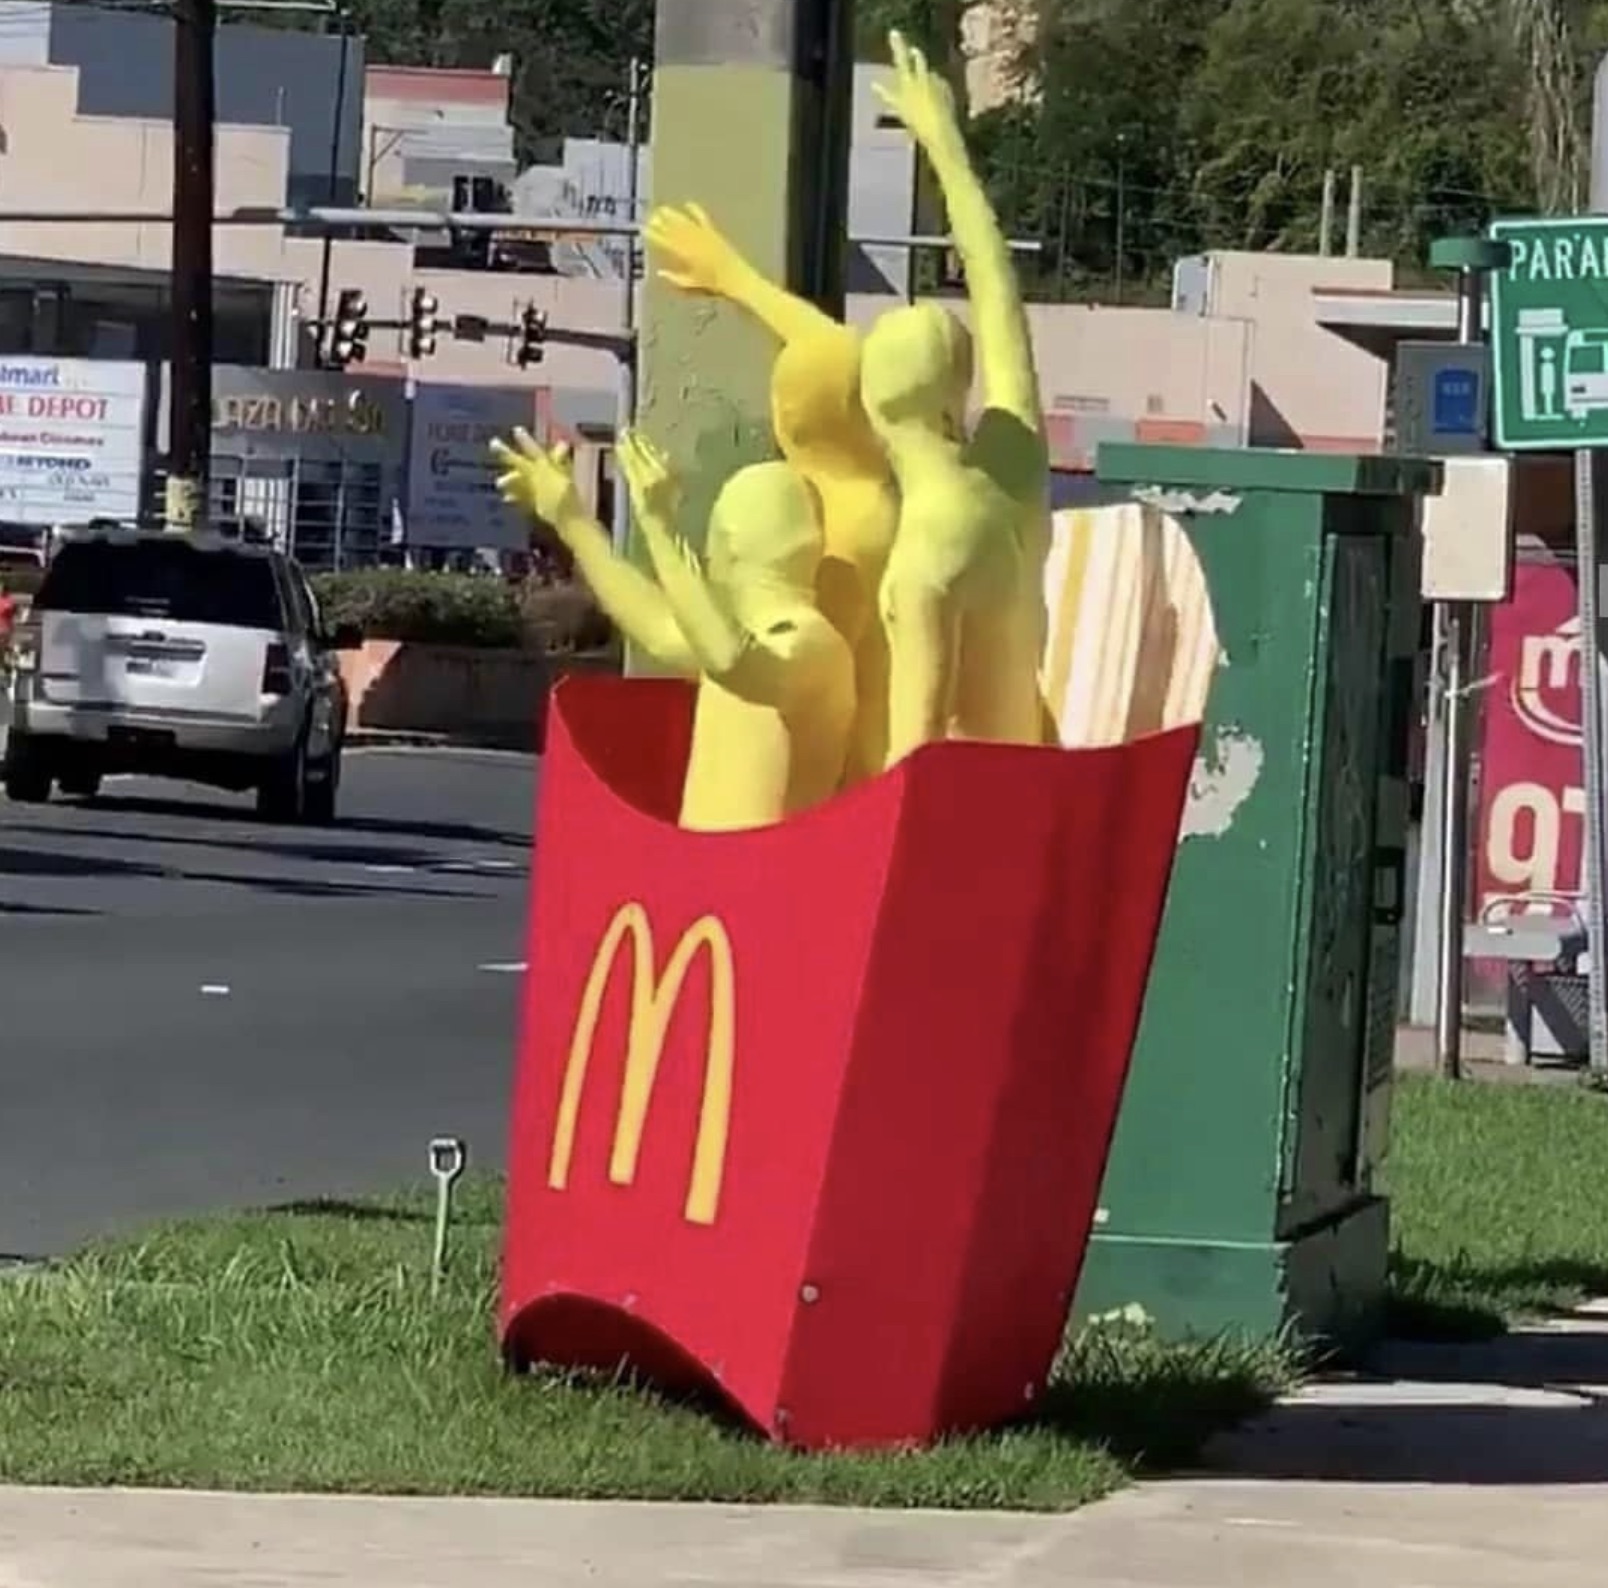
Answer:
0;357;145;526
1474;556;1586;937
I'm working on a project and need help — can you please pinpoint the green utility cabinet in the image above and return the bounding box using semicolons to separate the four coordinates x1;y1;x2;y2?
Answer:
1072;444;1440;1347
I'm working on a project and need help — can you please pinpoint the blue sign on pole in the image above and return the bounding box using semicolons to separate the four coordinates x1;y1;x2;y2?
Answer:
1432;366;1481;436
1394;340;1489;455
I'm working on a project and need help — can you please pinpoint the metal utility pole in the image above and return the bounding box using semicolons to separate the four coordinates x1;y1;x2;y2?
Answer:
612;55;644;557
1583;58;1608;1073
1432;259;1481;1080
315;8;351;338
167;0;217;532
1319;168;1336;256
1421;235;1507;1078
1345;164;1363;257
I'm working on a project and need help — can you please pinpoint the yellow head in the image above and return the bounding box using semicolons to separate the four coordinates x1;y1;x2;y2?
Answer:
705;460;823;596
770;328;886;478
859;302;973;444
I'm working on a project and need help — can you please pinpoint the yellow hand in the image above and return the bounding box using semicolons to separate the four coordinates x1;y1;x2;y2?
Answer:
647;201;841;346
616;428;682;527
873;30;965;162
644;203;746;298
489;427;581;526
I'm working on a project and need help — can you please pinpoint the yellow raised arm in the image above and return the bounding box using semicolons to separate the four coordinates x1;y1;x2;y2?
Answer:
645;202;840;350
490;429;693;673
874;31;1042;436
615;430;789;705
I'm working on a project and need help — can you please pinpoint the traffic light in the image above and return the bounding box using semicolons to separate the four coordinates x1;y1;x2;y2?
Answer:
407;286;440;359
517;303;548;368
330;288;369;368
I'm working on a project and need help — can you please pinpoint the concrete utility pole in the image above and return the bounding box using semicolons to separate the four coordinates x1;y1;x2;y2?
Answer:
611;55;645;558
1319;168;1336;256
634;0;855;671
168;0;217;531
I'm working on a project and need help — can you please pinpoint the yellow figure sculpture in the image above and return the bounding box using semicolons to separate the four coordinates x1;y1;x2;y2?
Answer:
491;427;855;832
863;32;1053;764
488;430;695;676
644;204;898;783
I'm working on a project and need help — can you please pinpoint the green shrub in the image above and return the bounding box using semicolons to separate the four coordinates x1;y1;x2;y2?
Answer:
311;570;613;653
311;570;522;649
521;581;614;655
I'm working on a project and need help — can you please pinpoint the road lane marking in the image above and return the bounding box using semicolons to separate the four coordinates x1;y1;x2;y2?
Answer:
477;961;527;974
365;859;524;876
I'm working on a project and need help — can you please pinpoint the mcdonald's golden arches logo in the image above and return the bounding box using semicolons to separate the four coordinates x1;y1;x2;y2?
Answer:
547;902;735;1225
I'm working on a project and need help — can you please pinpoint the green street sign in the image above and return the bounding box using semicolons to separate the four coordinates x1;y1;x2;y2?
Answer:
1490;216;1608;450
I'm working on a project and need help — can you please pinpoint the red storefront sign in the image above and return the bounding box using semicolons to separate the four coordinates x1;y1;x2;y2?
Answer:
1474;556;1585;935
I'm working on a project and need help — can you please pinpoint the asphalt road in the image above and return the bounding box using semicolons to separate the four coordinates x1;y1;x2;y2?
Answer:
0;748;536;1258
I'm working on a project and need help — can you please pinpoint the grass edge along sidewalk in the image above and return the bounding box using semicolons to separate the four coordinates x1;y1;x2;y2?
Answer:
1384;1071;1608;1337
4;1073;1607;1505
0;1180;1293;1509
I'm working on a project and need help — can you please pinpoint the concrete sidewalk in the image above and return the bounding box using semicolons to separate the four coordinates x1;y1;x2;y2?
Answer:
5;1307;1607;1585
0;1477;1601;1588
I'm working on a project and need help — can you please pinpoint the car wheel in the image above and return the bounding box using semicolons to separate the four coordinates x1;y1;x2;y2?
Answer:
58;770;103;801
4;733;52;804
304;740;341;827
255;736;308;823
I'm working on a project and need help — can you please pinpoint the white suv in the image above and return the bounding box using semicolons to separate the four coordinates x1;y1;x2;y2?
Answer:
5;529;360;823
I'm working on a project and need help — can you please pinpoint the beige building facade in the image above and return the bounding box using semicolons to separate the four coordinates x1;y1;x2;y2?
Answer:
0;55;1423;486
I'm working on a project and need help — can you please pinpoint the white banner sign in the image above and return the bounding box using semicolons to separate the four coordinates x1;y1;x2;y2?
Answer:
0;357;145;526
407;383;538;550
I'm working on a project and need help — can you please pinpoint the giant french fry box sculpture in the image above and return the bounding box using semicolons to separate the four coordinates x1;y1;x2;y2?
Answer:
1041;501;1220;751
496;32;1219;1450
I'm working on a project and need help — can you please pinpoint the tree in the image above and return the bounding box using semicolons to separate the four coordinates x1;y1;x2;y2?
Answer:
1508;0;1587;211
342;0;654;156
974;0;1227;297
984;0;1535;295
323;0;1594;290
1179;0;1376;253
854;0;966;61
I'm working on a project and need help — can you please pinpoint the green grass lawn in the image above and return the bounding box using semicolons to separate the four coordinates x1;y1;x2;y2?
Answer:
1387;1072;1608;1336
0;1174;1293;1507
2;1070;1601;1505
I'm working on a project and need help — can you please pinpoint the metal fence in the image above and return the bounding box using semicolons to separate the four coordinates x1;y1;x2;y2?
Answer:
208;451;395;571
142;460;400;571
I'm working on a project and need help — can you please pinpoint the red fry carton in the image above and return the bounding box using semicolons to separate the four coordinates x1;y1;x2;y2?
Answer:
500;674;1198;1449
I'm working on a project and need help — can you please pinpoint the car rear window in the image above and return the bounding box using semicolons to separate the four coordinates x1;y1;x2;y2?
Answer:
34;541;283;629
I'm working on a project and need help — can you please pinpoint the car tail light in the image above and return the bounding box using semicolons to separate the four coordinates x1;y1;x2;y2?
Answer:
261;641;293;697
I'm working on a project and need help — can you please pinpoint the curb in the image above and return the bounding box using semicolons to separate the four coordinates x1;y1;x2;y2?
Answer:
345;729;456;749
346;730;539;755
